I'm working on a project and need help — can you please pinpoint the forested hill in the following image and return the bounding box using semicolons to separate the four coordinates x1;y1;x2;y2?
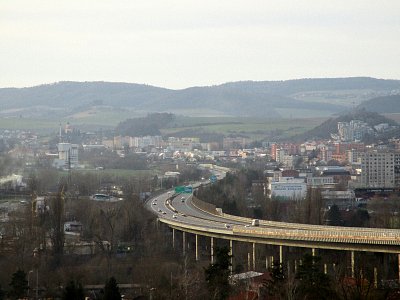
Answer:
115;113;175;136
293;110;398;141
0;77;399;118
356;95;400;113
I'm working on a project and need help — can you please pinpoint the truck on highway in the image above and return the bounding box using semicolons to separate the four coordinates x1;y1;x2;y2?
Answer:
251;219;260;226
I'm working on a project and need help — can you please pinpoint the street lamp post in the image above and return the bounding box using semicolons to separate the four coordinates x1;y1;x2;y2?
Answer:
28;270;33;298
33;248;39;300
36;268;39;300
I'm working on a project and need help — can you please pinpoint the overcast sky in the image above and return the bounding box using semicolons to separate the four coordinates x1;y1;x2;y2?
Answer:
1;0;399;89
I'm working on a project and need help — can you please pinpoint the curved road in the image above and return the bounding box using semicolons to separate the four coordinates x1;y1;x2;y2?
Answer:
147;178;400;254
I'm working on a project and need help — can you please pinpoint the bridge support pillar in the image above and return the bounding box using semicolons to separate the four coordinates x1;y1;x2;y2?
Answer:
312;248;316;257
210;237;214;264
279;245;283;265
182;231;186;256
265;257;269;270
351;251;355;278
229;240;233;273
398;253;400;283
374;267;378;289
172;228;175;249
294;260;297;273
195;234;199;261
252;243;256;270
248;253;251;271
324;264;327;275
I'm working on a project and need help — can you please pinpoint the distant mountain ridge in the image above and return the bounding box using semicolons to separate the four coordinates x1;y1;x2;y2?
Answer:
0;77;399;118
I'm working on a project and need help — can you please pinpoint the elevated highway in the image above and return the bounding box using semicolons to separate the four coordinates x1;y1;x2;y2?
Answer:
146;169;400;279
147;187;400;254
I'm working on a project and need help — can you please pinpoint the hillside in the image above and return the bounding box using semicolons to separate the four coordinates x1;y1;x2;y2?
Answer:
0;77;399;120
356;95;400;113
293;110;398;141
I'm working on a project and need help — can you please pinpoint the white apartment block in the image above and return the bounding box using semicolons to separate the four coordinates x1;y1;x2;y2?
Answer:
337;120;374;142
130;136;163;149
54;143;79;169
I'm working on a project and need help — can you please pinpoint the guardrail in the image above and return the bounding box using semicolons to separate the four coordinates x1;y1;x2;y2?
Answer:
193;196;400;235
233;227;400;245
191;197;219;215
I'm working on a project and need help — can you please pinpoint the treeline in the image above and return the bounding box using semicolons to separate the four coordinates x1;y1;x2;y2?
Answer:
115;113;175;136
196;170;264;217
80;150;148;170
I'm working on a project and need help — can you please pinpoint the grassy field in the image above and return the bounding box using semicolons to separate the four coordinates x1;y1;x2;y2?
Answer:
0;117;60;130
0;113;327;141
163;116;326;140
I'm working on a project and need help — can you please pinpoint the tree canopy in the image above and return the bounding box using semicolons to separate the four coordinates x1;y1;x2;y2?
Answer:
204;246;231;300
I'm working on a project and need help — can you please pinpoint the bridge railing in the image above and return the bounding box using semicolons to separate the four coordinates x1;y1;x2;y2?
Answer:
232;226;400;245
193;198;400;236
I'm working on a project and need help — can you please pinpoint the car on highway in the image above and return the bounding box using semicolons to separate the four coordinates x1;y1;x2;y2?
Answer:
162;211;166;215
152;202;157;205
224;224;231;229
181;196;185;202
172;214;177;219
158;209;162;212
180;213;187;217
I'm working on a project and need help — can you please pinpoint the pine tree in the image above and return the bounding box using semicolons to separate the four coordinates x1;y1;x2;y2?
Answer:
204;246;231;300
327;204;342;226
62;280;84;300
0;284;5;300
296;254;336;300
103;277;121;300
9;269;28;300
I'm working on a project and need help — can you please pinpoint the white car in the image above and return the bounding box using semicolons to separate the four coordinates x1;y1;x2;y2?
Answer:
224;224;231;229
172;214;177;219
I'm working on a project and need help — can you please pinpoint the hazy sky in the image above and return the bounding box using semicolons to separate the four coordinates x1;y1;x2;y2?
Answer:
1;0;400;89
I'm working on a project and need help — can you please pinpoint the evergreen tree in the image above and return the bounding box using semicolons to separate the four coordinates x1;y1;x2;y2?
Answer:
9;269;28;300
62;280;84;300
103;277;121;300
296;254;336;300
265;261;286;299
204;246;231;300
0;284;5;300
327;204;343;226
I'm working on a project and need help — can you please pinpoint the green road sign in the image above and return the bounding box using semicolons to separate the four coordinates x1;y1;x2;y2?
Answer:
175;186;185;193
